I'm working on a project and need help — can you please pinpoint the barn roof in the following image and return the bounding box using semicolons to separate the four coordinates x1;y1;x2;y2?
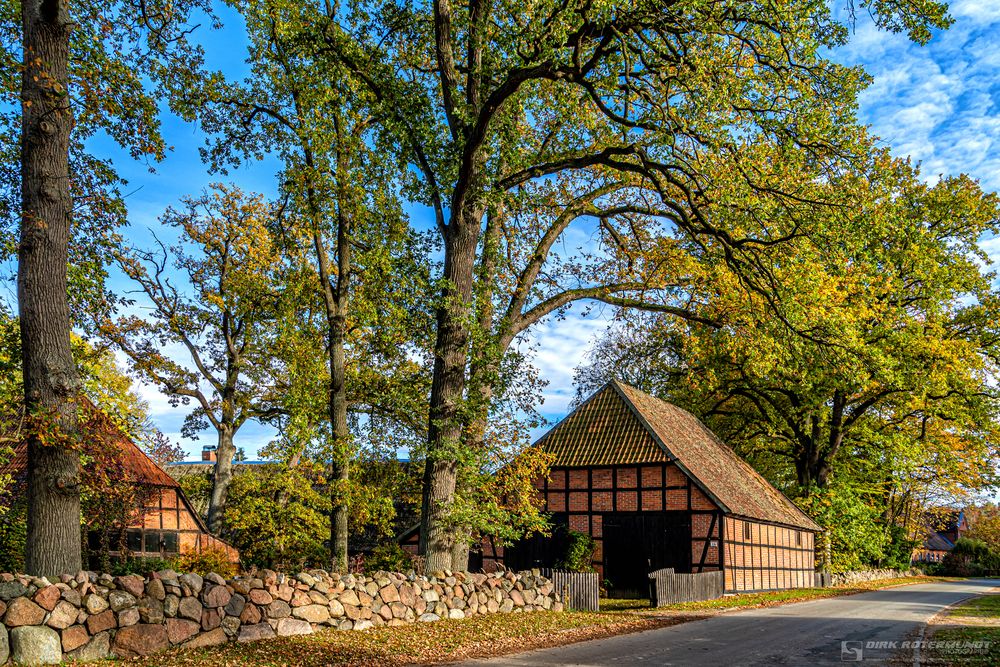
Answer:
0;397;179;489
537;381;822;532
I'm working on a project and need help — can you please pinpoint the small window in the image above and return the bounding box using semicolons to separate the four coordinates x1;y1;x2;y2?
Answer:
743;524;752;541
796;532;803;547
126;529;142;552
144;531;160;553
162;532;179;553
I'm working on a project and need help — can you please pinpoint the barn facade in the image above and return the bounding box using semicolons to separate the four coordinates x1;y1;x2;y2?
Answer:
486;381;821;595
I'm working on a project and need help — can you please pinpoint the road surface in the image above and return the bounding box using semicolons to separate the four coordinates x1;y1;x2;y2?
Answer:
460;578;999;666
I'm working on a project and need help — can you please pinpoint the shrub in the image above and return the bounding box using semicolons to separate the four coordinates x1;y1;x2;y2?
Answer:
171;546;237;578
941;537;1000;576
557;529;597;572
0;502;26;574
110;556;172;576
364;543;412;573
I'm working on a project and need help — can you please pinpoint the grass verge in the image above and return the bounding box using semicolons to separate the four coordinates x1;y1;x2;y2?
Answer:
921;593;1000;666
95;611;680;667
90;576;963;666
600;575;964;614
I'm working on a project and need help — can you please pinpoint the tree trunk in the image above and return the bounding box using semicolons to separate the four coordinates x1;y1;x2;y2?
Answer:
19;0;82;577
420;212;481;573
329;307;350;573
207;426;236;533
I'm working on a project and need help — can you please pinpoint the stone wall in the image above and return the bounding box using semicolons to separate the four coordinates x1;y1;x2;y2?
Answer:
0;568;562;664
829;567;922;587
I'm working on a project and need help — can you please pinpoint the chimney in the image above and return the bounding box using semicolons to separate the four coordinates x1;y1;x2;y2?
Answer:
202;445;217;462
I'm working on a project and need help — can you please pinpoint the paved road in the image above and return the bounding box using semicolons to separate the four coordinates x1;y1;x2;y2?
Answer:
461;579;999;666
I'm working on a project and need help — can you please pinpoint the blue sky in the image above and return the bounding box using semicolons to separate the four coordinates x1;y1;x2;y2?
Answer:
101;2;1000;461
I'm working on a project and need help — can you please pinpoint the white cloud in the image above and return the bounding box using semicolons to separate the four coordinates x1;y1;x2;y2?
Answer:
838;8;1000;191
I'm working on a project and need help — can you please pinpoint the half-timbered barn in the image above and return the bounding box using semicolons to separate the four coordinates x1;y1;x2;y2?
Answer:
1;399;238;566
488;381;822;596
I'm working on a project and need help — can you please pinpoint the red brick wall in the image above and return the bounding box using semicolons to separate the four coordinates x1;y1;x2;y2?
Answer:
722;517;815;592
517;463;722;576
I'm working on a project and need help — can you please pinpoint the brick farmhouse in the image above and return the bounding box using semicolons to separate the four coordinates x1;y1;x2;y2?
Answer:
1;398;237;566
485;381;822;596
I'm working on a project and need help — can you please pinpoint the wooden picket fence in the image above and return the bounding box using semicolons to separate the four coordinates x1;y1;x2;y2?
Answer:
648;568;724;606
540;569;600;612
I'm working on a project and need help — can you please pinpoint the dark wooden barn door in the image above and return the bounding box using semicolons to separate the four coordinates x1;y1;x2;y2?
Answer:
503;513;570;570
603;512;691;598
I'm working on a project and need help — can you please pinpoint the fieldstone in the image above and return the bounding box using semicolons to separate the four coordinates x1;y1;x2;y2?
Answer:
179;573;203;596
139;597;165;624
108;590;137;612
378;585;400;604
60;588;81;607
115;575;145;598
378;605;393;621
399;585;416;607
118;606;140;627
183;627;227;648
166;618;200;645
61;624;89;652
0;581;28;601
45;600;78;629
224;593;246;617
292;604;329;623
390;602;408;619
499;599;514;613
237;623;275;643
221;615;241;637
343;604;361;620
0;627;7;665
510;589;524;606
240;603;262;625
86;609;116;634
201;607;222;631
336;619;353;631
32;586;60;612
178;596;203;622
296;572;316;587
231;579;252;596
146;578;166;601
353;619;374;631
340;589;361;607
449;608;465;619
164;594;180;617
10;626;60;665
418;613;440;622
266;600;291;619
3;597;45;627
83;593;108;614
202;584;232;608
248;589;273;605
328;598;345;618
276;618;312;636
113;623;170;657
66;631;110;662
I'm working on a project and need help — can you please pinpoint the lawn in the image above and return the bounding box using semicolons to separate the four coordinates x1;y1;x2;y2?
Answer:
922;593;1000;667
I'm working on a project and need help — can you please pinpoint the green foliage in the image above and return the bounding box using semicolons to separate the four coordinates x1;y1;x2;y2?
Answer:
110;557;173;577
941;538;1000;576
557;530;597;573
222;463;331;570
171;547;238;578
796;483;888;572
364;543;412;574
0;500;26;574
